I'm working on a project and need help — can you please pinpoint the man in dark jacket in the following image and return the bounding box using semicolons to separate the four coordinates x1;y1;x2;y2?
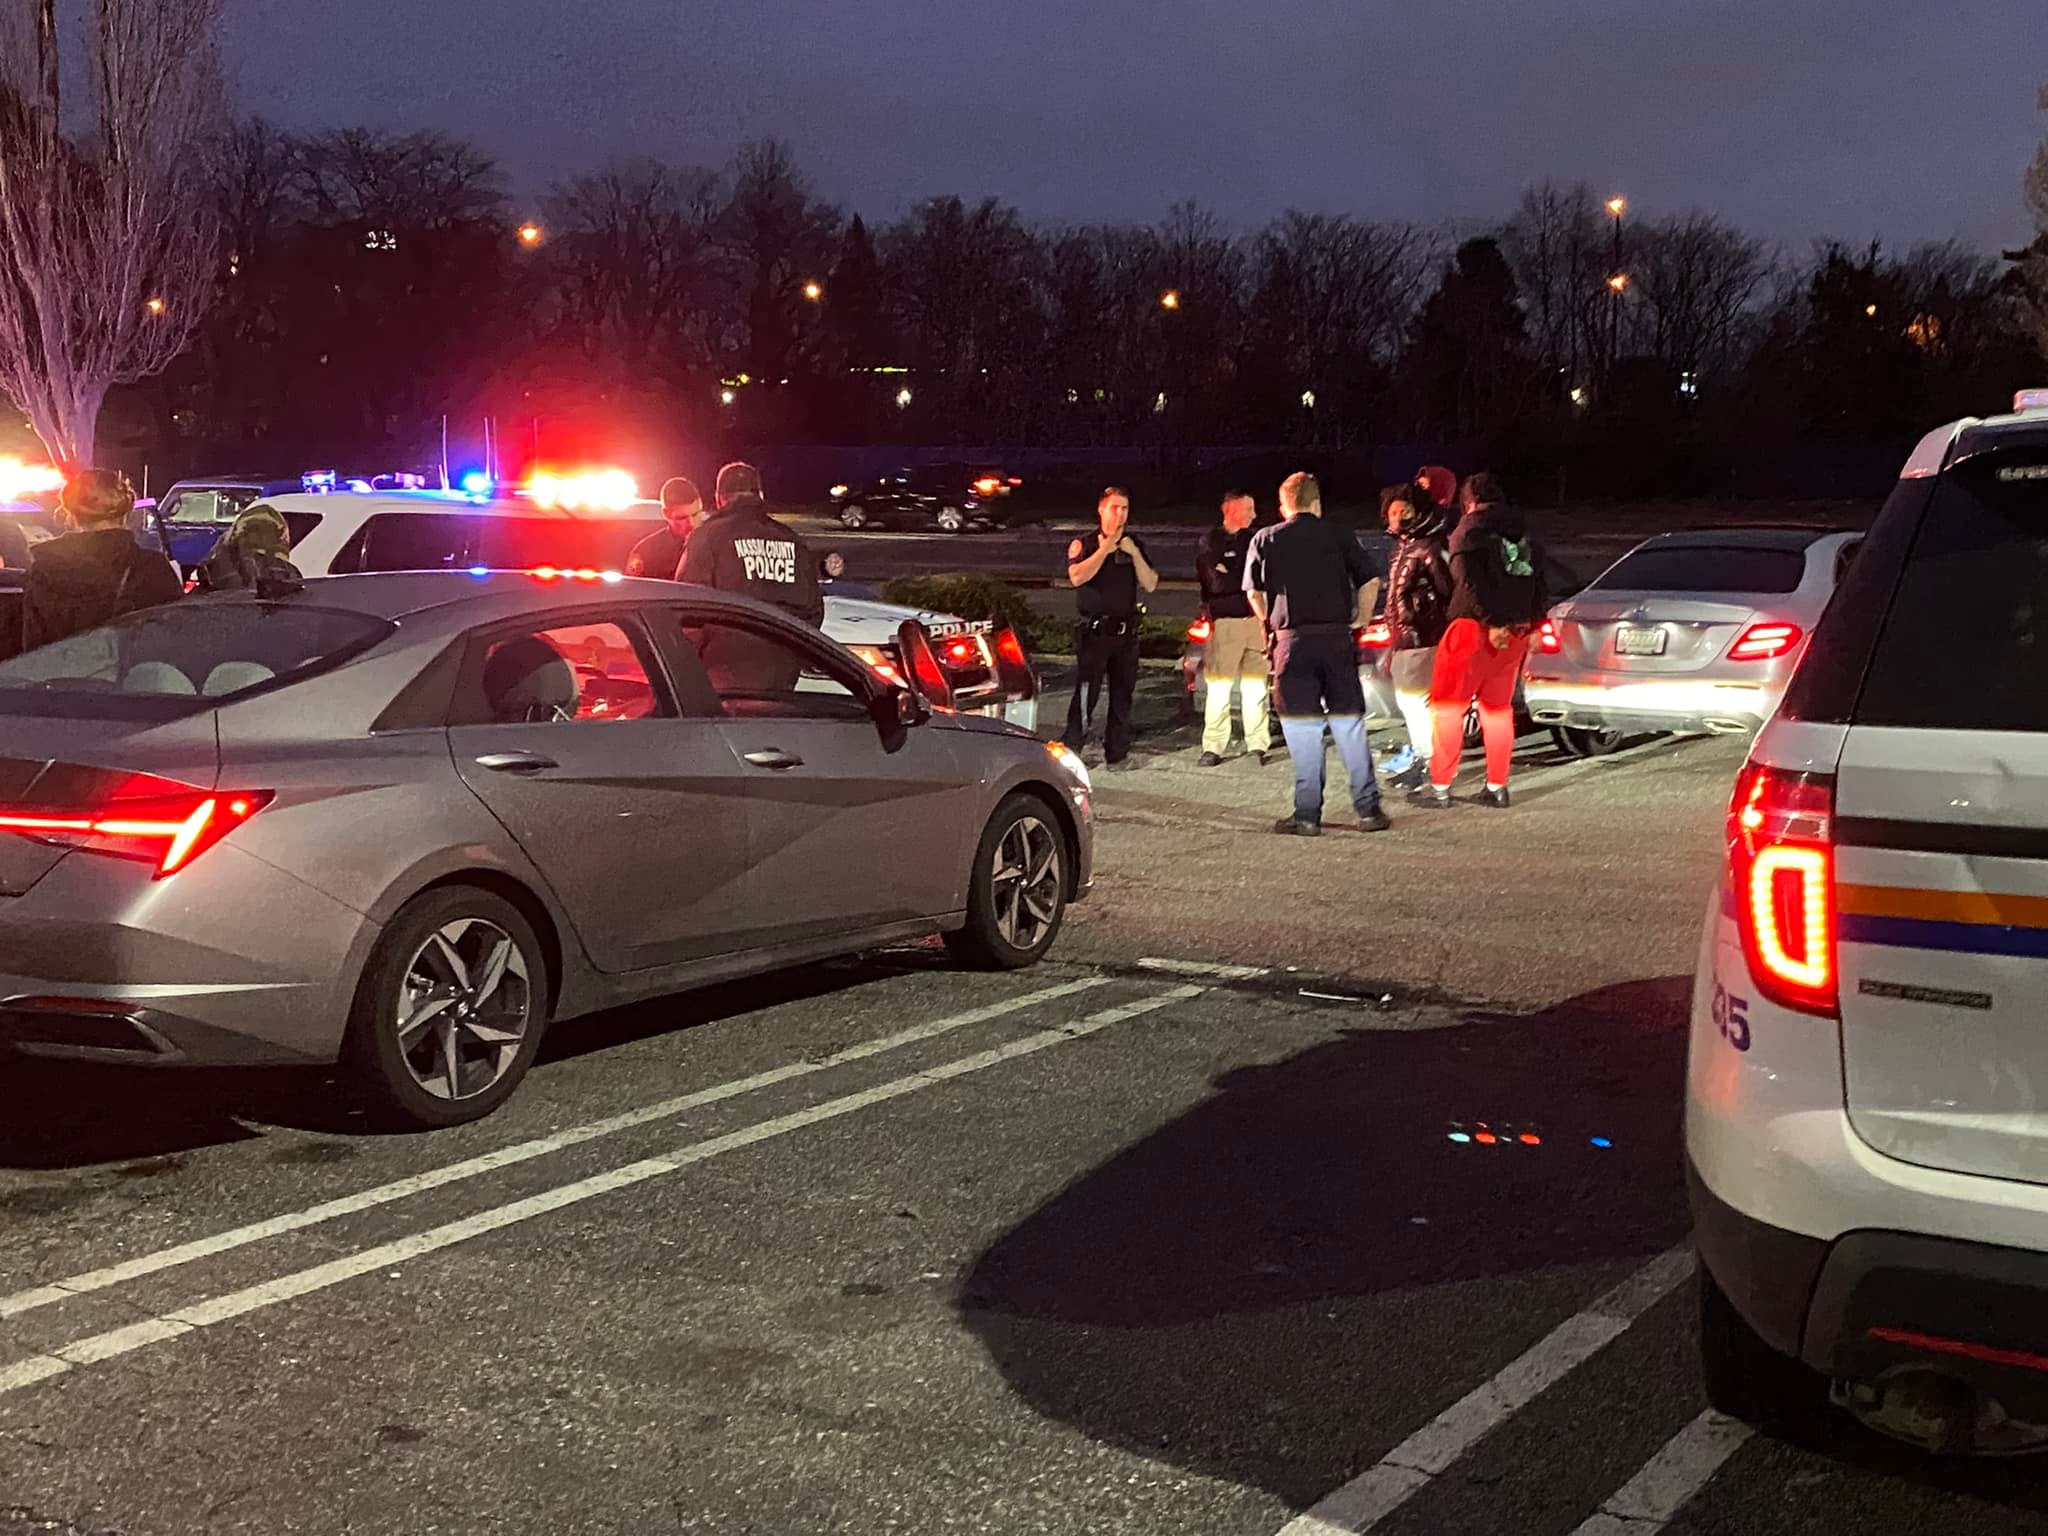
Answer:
1194;490;1271;766
22;469;182;651
678;463;824;695
625;476;705;580
1416;473;1548;810
1243;472;1390;835
678;463;823;625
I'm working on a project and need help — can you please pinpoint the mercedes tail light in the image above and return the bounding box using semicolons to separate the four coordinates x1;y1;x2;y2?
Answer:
1538;618;1562;654
1357;620;1392;652
1186;618;1212;644
1728;763;1836;1015
0;771;272;879
1728;622;1802;662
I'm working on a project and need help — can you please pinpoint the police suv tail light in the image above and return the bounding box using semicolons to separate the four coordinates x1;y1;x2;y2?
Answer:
1186;618;1212;644
1728;622;1802;662
1728;763;1837;1016
991;627;1038;700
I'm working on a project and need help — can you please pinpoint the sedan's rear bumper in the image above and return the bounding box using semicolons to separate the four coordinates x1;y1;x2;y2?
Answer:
1523;675;1775;736
0;846;374;1066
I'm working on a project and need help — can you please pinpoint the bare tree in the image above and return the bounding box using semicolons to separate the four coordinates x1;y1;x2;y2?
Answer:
0;0;226;467
1630;214;1776;385
1500;181;1602;385
2020;82;2048;358
544;159;724;372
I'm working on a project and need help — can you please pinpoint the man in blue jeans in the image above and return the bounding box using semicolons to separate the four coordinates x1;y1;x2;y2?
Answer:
1243;472;1390;836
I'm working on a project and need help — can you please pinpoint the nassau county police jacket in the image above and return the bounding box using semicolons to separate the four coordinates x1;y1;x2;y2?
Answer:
676;494;824;626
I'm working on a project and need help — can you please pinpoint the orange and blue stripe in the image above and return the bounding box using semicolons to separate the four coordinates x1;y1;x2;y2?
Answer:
1837;883;2048;960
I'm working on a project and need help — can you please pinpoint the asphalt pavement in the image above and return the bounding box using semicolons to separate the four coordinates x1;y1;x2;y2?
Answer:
6;726;2048;1534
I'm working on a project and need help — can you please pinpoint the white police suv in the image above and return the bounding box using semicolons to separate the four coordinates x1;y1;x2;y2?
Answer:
1689;389;2048;1452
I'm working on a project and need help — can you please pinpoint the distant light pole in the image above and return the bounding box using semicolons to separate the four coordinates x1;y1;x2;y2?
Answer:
1159;289;1180;311
1604;195;1627;388
802;279;823;303
517;223;544;248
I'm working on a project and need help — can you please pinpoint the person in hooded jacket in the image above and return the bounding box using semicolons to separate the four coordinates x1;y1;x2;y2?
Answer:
1374;482;1452;789
194;504;304;595
21;469;183;652
1413;472;1548;810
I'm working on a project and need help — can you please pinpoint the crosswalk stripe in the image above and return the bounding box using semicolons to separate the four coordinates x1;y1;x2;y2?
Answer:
1274;1247;1695;1535
1570;1411;1754;1534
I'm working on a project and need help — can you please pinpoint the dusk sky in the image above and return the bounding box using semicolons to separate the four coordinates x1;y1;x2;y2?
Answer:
230;1;2042;253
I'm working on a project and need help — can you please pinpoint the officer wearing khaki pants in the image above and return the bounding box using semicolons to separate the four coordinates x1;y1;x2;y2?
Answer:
1196;491;1271;766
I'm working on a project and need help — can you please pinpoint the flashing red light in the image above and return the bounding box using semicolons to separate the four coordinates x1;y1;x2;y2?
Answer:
1728;764;1836;1014
1728;621;1802;662
945;637;979;664
1186;617;1212;644
526;566;620;584
1538;618;1562;654
0;776;271;878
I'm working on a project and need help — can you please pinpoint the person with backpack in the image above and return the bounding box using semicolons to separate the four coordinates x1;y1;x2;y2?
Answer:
1412;473;1548;810
1374;482;1453;789
21;470;183;651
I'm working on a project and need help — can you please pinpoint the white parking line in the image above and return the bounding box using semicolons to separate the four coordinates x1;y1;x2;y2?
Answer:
1274;1247;1695;1536
0;983;1204;1399
1570;1411;1753;1534
0;975;1112;1321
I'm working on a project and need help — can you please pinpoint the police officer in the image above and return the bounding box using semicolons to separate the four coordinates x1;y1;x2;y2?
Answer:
1062;486;1157;770
677;462;824;626
625;476;704;579
1243;472;1390;835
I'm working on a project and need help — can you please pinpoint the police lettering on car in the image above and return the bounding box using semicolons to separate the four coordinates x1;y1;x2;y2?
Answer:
1060;487;1158;770
1243;471;1389;835
625;476;705;580
678;462;825;626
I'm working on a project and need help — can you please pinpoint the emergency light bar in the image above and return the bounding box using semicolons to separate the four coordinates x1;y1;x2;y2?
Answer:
301;470;338;492
2015;389;2048;415
525;469;639;512
0;457;63;501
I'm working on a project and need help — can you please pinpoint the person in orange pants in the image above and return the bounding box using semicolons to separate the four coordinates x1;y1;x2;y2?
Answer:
1412;473;1549;810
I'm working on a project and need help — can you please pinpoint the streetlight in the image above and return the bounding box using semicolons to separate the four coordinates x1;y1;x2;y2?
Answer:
1606;196;1627;219
1160;289;1181;311
1865;303;1879;318
719;389;736;406
145;296;166;316
895;387;913;409
517;223;543;247
1608;273;1630;293
802;279;823;303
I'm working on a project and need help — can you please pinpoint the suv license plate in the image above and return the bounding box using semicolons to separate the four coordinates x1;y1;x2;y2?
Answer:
1615;625;1667;657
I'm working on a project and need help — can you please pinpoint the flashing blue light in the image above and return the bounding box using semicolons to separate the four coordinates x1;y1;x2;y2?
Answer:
460;471;494;497
1589;1136;1612;1149
301;470;338;493
468;565;491;577
1446;1132;1472;1144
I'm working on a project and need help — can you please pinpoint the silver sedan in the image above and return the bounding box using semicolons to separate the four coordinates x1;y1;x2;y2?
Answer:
1523;528;1862;753
0;572;1092;1127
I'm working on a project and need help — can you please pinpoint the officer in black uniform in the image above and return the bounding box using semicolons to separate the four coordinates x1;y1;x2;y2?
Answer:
1061;486;1158;769
678;462;825;694
1243;471;1390;835
625;476;704;579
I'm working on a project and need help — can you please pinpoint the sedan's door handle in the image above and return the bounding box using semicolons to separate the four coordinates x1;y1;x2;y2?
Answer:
474;751;558;774
742;748;804;770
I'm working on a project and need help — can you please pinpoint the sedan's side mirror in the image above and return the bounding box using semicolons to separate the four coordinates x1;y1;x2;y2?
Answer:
869;684;929;753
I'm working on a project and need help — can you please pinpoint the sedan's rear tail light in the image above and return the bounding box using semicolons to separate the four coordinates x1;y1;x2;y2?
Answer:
1728;622;1802;661
1728;763;1836;1014
1186;618;1212;644
1357;620;1392;651
1538;618;1562;654
0;773;271;879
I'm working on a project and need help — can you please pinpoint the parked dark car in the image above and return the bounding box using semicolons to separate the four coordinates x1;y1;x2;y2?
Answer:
828;465;1026;533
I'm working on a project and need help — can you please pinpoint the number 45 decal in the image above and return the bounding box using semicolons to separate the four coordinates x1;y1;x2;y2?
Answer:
1712;982;1751;1052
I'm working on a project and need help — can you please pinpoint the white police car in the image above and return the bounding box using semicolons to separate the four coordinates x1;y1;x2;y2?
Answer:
224;478;1040;731
1689;389;2048;1452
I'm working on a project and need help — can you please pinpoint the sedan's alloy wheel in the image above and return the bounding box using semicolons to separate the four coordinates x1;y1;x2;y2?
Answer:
396;918;533;1101
991;814;1062;952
